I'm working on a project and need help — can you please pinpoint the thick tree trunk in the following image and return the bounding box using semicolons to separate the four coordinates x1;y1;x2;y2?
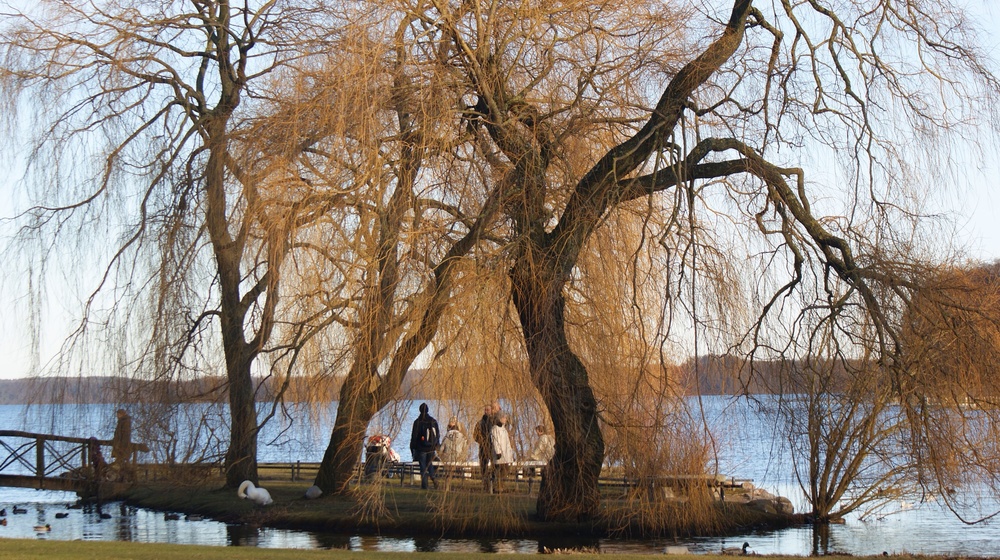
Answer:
511;259;604;521
313;370;378;494
224;352;259;487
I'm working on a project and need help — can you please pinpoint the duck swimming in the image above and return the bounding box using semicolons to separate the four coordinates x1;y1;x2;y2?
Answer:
33;524;51;532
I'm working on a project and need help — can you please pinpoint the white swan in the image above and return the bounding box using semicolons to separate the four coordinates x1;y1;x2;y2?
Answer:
238;480;273;506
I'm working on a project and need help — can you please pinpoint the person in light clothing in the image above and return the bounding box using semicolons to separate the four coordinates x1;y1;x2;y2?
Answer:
490;414;515;493
438;417;469;463
527;425;555;462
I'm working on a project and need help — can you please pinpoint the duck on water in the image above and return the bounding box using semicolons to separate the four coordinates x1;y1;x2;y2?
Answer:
722;542;754;555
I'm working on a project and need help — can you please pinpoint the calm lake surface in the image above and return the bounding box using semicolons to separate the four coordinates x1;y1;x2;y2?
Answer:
1;398;998;555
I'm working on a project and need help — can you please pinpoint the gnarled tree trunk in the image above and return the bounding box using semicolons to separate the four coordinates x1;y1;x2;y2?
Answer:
511;258;604;521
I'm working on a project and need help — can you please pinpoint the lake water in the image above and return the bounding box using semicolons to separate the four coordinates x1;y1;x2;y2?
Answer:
1;399;998;555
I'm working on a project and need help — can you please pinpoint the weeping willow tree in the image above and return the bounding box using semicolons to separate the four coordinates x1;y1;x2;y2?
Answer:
569;210;727;534
771;331;915;524
757;258;1000;533
409;0;1000;522
0;0;340;487
896;262;1000;522
232;7;510;496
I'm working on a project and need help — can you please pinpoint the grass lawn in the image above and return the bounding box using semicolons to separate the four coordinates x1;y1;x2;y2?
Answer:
0;538;876;560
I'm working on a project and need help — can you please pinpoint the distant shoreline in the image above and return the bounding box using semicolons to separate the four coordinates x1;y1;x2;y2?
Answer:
0;373;751;405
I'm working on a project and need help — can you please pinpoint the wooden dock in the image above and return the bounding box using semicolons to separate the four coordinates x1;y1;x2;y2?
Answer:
0;429;138;499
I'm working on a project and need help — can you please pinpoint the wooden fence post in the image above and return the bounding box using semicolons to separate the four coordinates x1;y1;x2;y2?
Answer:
35;436;45;478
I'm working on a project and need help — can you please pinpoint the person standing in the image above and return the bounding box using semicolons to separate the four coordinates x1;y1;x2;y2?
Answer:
112;409;132;462
473;404;496;489
111;408;133;481
87;437;107;482
491;414;515;493
438;417;469;463
409;403;440;489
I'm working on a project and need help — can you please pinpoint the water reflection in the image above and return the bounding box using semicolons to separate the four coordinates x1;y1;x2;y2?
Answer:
412;536;439;552
312;532;351;550
226;523;261;547
3;487;1000;555
811;523;832;556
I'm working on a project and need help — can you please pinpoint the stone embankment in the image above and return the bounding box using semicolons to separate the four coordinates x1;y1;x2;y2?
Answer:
717;480;795;515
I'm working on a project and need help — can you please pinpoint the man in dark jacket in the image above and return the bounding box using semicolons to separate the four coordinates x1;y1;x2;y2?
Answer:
409;403;440;489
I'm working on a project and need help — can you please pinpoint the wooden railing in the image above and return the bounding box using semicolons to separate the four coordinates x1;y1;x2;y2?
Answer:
0;430;111;491
252;460;744;494
0;432;752;501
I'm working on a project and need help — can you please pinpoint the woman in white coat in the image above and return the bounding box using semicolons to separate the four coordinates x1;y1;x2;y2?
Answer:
438;417;469;463
527;425;555;462
490;415;515;493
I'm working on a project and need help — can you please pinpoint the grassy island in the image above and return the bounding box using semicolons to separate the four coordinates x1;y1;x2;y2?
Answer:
117;472;795;543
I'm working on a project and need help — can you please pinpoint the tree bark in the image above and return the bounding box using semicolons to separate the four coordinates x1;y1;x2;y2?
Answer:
205;88;262;486
314;366;377;493
224;350;259;486
511;256;604;521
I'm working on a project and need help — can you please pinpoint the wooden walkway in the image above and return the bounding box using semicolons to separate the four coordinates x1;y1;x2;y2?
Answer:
0;430;134;497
